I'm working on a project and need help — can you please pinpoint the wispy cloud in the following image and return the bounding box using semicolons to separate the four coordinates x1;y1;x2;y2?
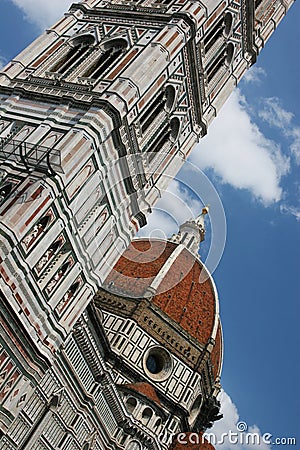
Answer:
243;66;266;84
210;390;271;450
138;179;202;239
190;90;290;205
10;0;73;30
259;97;300;164
0;54;7;70
280;204;300;221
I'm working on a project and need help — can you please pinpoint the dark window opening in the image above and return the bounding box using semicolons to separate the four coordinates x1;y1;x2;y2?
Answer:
226;43;234;65
82;39;127;79
49;239;63;254
38;215;51;230
146;354;163;374
60;261;71;275
147;123;171;161
204;17;224;52
141;407;153;425
140;85;176;134
58;433;68;448
0;182;13;204
207;53;226;83
224;13;233;37
50;44;89;75
70;282;80;294
140;91;165;133
126;397;137;414
146;116;180;161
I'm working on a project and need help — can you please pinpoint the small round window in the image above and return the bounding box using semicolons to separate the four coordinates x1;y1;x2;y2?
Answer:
143;346;173;381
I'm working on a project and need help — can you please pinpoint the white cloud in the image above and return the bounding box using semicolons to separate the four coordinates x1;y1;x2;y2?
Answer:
259;97;300;164
259;97;293;129
190;90;290;205
243;66;266;84
10;0;73;30
280;204;300;221
138;179;202;239
208;390;271;450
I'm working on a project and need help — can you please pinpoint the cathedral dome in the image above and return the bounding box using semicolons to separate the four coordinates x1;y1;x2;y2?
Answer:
104;238;221;358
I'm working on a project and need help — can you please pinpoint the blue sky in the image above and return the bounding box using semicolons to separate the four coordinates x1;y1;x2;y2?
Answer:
0;1;299;448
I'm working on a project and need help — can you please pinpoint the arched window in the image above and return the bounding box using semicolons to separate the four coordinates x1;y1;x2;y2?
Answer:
154;418;162;432
147;116;180;161
81;38;127;79
126;397;137;414
206;48;227;83
50;34;95;76
141;407;153;426
170;117;180;142
81;443;90;450
69;281;80;295
38;215;51;229
224;13;233;37
225;43;234;66
204;16;224;53
139;85;176;134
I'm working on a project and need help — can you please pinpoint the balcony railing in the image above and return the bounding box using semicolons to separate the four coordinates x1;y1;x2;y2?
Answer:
0;139;63;175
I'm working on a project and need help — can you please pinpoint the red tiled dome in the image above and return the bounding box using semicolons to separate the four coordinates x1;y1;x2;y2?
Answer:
105;239;220;350
210;320;223;379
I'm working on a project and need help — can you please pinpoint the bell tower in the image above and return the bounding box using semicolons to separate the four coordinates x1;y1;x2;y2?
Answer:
0;0;294;445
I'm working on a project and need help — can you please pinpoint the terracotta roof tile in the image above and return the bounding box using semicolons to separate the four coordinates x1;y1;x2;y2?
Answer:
210;321;223;379
122;382;161;407
106;239;217;348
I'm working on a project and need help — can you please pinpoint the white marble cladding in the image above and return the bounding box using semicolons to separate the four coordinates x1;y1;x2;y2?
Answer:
102;312;202;410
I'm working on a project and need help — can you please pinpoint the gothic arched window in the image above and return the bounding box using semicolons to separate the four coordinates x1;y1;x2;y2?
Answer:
154;418;162;432
226;43;234;66
50;34;95;76
147;116;180;161
139;85;176;134
81;38;128;79
224;13;233;37
204;16;224;53
206;48;227;83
